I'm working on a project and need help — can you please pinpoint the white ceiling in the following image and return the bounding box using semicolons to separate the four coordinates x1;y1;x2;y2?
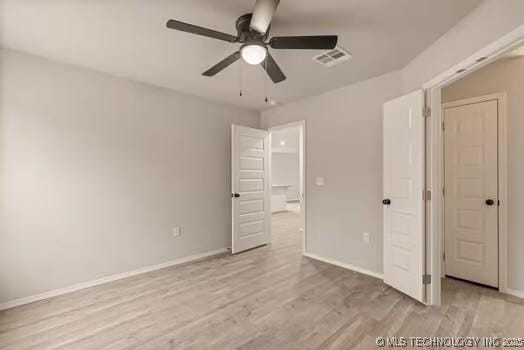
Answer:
0;0;480;111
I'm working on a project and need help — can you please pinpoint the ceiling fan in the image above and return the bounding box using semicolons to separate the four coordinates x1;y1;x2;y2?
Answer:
166;0;338;83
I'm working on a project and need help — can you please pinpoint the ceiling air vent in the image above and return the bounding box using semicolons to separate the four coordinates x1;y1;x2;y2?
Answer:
313;47;352;67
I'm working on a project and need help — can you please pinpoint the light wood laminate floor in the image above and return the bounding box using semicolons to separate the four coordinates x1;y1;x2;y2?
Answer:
1;210;523;349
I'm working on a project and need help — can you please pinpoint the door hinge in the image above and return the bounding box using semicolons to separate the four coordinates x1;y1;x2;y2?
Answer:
423;189;431;201
423;106;431;118
423;274;431;285
442;187;445;197
443;252;446;262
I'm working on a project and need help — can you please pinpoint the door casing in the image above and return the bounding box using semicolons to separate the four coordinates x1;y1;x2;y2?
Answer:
430;93;508;302
421;24;524;305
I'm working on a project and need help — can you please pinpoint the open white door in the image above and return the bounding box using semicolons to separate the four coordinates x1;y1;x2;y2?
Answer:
383;90;426;302
231;125;270;254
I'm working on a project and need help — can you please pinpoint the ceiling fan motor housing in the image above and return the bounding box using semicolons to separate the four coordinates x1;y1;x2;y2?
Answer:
236;14;270;43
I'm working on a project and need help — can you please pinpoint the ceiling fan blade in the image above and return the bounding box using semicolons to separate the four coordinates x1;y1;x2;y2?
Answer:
269;35;338;50
202;52;241;77
166;19;238;43
261;52;286;83
250;0;280;34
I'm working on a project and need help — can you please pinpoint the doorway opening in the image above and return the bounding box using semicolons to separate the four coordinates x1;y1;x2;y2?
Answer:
230;121;305;255
425;25;524;305
269;121;305;253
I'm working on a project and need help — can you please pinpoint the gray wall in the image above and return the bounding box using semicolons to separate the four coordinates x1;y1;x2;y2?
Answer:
0;49;259;303
402;0;524;92
442;56;524;292
262;71;402;275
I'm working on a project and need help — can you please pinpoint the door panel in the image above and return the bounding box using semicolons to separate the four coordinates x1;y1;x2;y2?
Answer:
444;100;498;287
383;90;425;303
232;125;270;254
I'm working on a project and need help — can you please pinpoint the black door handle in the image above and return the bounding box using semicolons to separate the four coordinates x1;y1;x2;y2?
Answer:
382;199;391;205
485;199;495;206
232;193;240;198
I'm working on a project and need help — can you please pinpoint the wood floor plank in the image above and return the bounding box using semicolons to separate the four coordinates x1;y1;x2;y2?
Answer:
1;209;523;349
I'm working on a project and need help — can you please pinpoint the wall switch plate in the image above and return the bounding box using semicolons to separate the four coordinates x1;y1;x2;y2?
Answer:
363;232;370;244
316;177;325;186
172;227;182;237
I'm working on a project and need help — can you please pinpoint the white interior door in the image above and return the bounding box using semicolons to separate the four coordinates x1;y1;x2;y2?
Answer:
231;125;270;254
383;90;425;302
444;100;498;287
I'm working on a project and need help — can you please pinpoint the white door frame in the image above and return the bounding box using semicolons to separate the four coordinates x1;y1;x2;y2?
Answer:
268;120;306;254
441;93;507;287
423;24;524;305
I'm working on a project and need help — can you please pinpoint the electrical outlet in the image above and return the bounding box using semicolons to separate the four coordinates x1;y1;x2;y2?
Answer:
363;232;370;244
172;227;182;237
316;177;325;186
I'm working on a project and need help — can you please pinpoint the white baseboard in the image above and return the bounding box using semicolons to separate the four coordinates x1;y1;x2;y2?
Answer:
303;252;524;299
303;251;384;280
0;247;229;312
500;287;524;299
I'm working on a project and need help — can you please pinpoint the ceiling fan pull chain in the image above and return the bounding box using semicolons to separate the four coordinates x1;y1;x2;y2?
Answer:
264;56;269;103
239;61;243;97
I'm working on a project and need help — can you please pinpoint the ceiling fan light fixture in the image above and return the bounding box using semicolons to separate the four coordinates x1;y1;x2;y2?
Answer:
240;43;267;65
